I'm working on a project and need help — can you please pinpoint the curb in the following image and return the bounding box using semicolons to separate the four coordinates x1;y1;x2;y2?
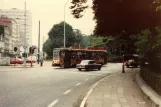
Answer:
135;73;161;107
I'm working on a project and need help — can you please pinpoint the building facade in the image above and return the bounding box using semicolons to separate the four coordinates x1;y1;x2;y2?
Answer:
0;8;32;47
0;17;20;57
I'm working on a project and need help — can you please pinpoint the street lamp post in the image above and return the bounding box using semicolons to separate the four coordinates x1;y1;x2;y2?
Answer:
64;0;70;48
23;1;27;67
122;54;125;73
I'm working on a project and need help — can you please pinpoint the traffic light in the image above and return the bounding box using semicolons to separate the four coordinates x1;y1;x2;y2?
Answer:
29;47;32;54
22;53;27;58
14;47;17;52
32;48;35;54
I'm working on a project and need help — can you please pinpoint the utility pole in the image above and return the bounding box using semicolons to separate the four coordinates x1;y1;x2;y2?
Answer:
43;36;44;59
64;0;70;48
38;20;40;64
23;1;27;67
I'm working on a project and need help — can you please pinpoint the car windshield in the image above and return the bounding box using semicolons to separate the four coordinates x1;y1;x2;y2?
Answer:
80;60;89;64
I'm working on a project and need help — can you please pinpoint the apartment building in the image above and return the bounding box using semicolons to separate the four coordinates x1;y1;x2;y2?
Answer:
0;17;19;57
0;8;32;46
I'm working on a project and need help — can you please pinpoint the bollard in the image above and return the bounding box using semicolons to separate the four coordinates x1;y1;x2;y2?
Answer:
30;56;33;67
122;55;125;73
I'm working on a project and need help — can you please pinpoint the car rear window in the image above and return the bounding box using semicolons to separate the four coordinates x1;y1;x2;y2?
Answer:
89;61;95;64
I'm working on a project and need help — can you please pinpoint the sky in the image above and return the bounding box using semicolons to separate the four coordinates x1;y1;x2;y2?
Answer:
0;0;95;49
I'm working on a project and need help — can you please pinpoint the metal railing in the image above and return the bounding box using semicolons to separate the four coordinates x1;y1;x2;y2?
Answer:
140;67;161;95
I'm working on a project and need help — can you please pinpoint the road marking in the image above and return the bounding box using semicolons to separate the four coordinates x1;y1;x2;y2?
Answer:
48;99;59;107
76;83;82;86
85;78;89;81
64;89;71;95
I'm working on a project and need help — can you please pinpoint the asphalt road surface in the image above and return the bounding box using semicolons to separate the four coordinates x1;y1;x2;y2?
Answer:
0;62;122;107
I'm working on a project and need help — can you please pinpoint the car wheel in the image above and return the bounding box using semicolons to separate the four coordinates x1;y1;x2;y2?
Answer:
78;68;81;71
98;67;101;70
60;64;66;68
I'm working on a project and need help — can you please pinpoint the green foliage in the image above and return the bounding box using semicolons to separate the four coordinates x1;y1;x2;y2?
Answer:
135;29;152;57
135;28;161;58
90;36;105;46
44;22;84;57
71;0;161;36
70;0;88;18
90;36;114;47
81;35;90;47
108;55;122;62
134;27;161;72
43;38;53;57
48;21;76;48
73;29;83;46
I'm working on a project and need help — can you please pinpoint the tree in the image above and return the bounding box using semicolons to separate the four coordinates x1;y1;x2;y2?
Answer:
48;21;77;48
134;28;161;72
43;38;53;57
73;29;83;46
81;35;91;47
71;0;161;36
90;36;108;47
70;0;88;18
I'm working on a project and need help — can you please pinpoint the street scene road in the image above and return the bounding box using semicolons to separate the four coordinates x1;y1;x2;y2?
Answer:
0;61;121;107
1;0;161;106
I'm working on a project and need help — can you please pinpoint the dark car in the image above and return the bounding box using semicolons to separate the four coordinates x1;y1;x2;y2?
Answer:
76;60;102;71
125;59;139;68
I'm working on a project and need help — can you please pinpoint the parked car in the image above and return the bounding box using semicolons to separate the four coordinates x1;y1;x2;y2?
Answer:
125;59;139;68
76;60;102;71
10;57;24;64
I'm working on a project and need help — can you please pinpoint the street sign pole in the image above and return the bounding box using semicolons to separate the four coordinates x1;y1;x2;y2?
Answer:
23;1;27;67
122;55;125;73
38;20;40;64
30;55;32;67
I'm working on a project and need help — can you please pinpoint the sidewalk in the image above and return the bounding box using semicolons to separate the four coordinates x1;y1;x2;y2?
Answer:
85;69;150;107
0;60;52;69
0;63;38;68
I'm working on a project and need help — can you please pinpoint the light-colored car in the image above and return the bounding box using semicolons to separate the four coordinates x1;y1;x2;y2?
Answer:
76;60;102;71
125;59;139;68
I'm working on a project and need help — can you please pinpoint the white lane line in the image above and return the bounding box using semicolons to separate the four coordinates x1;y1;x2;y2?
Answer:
64;89;71;95
85;78;89;81
48;99;59;107
76;83;82;86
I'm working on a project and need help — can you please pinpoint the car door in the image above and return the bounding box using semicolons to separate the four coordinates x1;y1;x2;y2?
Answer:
88;61;96;69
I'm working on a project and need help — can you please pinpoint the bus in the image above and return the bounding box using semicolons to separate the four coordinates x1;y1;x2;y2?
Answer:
52;46;108;68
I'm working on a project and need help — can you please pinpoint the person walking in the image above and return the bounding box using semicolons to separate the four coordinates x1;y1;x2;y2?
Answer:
40;56;43;67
